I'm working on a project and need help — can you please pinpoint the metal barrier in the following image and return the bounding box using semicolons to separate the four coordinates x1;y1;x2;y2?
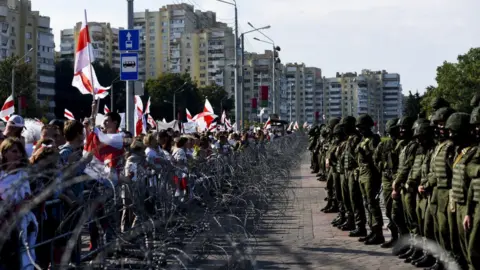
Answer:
0;133;307;269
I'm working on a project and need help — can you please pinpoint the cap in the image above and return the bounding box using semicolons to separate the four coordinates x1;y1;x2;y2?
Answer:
7;115;25;128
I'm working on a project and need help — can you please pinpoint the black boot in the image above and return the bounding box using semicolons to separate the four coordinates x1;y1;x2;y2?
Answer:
425;259;444;270
380;225;398;248
331;215;342;225
339;218;355;231
411;251;427;264
349;227;367;237
359;231;374;242
398;246;415;259
324;203;339;213
404;248;423;263
414;254;435;267
332;215;345;226
321;200;332;212
365;227;385;245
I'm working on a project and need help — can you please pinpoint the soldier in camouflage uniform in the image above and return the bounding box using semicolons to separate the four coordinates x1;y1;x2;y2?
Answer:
463;106;480;270
309;126;320;173
355;114;383;244
330;123;349;227
315;126;329;181
399;118;431;264
337;116;357;232
373;118;400;248
321;118;341;212
340;116;367;237
444;112;473;269
390;116;416;256
428;107;457;270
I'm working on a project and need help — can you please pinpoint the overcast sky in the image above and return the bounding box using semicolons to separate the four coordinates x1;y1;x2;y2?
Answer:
32;0;479;94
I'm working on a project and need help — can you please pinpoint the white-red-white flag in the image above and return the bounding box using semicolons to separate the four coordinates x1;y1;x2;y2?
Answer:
147;114;157;129
263;117;271;130
186;108;193;122
71;11;110;99
0;95;14;122
64;109;75;120
84;127;124;182
104;105;110;114
134;95;145;136
221;110;227;124
208;121;217;131
294;121;299;130
144;97;151;115
225;118;232;131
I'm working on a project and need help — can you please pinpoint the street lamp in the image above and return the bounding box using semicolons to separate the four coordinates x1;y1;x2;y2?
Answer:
12;48;34;113
250;22;280;116
217;0;240;131
239;24;271;131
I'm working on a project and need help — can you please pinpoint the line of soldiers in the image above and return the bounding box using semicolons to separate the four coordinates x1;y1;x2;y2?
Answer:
308;97;480;270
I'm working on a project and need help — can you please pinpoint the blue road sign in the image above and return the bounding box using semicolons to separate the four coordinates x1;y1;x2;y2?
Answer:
119;29;140;51
120;53;139;81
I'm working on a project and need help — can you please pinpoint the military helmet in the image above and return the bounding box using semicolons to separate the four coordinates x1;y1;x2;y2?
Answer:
471;106;480;125
340;116;356;127
385;118;399;133
332;123;344;135
356;114;374;127
413;119;433;138
396;116;415;129
328;117;341;129
431;97;450;111
445;112;471;132
431;107;455;125
471;93;480;107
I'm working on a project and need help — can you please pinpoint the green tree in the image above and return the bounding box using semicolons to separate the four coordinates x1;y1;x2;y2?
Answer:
0;55;38;117
145;73;202;121
403;91;423;118
421;48;480;114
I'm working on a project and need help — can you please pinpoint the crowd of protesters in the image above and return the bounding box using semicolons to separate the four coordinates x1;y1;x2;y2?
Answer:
0;110;292;270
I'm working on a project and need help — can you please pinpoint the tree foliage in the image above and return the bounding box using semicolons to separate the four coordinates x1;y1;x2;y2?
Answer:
403;91;422;118
0;55;38;117
54;60;122;120
145;73;231;121
421;48;480;115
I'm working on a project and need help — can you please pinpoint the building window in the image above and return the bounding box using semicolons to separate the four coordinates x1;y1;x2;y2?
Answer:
26;32;32;39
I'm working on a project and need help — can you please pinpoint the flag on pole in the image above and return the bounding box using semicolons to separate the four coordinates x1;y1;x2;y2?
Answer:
104;105;110;114
134;95;145;136
263;117;271;130
0;95;14;122
64;109;75;120
71;10;110;99
186;108;193;122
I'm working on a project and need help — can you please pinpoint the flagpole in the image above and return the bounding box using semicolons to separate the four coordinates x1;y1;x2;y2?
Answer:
84;10;99;125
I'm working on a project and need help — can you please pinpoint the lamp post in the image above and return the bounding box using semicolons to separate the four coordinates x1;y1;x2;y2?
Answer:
217;0;239;131
289;83;294;122
12;48;34;113
239;25;271;131
249;23;279;115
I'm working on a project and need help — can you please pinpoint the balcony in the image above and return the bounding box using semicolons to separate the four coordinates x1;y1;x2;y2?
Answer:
0;6;8;17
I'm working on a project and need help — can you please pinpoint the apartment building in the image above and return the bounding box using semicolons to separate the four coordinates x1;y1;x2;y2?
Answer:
280;63;323;124
182;26;234;92
321;69;403;131
0;0;56;111
132;3;235;89
242;50;285;121
59;22;120;71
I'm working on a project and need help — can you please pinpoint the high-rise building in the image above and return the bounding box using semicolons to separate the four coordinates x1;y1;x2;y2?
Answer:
321;69;403;131
59;22;121;71
280;63;323;124
133;3;235;91
0;0;56;111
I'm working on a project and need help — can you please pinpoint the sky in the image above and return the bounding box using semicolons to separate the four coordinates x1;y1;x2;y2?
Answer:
31;0;480;94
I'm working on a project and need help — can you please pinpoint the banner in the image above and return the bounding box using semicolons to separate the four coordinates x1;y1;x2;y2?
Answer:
260;85;268;107
183;122;197;133
251;97;257;113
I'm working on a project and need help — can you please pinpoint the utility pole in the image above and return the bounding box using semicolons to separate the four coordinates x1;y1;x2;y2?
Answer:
240;34;245;131
126;0;135;132
234;5;240;131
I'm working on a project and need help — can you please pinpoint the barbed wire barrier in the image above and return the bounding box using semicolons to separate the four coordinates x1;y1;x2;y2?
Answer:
0;133;307;270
